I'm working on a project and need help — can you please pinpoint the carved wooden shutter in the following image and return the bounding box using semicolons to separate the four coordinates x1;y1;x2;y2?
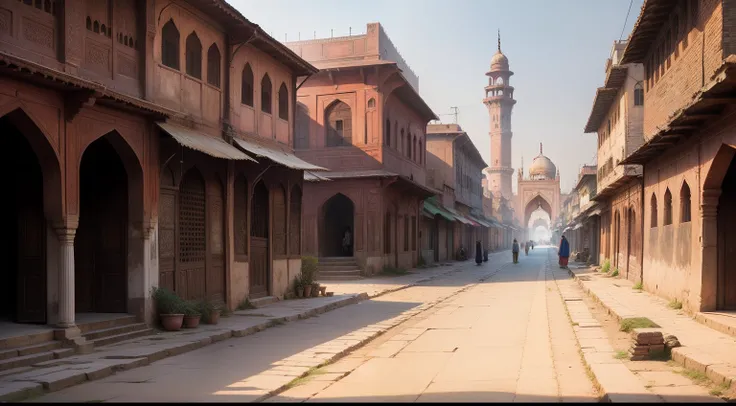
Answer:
178;169;206;300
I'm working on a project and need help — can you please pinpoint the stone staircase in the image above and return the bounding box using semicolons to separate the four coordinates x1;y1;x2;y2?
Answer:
317;257;363;281
79;315;154;348
0;331;73;373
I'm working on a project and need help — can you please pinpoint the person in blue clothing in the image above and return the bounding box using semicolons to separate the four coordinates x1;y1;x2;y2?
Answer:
512;239;520;264
558;235;570;268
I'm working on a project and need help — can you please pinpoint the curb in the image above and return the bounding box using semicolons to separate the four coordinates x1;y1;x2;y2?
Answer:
1;260;483;403
565;267;736;391
253;263;511;403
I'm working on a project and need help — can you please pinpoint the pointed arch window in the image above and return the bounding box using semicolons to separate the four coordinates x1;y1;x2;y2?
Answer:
664;188;673;225
241;64;254;107
206;44;221;87
400;129;405;155
367;98;376;108
261;74;272;114
418;139;423;165
680;181;691;223
412;135;417;162
162;20;180;70
278;83;289;121
325;100;352;147
385;118;391;147
650;194;658;228
185;32;202;79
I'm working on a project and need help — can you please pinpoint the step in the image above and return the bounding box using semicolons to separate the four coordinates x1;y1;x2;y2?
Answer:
82;322;150;341
318;264;361;272
318;269;362;276
0;341;62;361
77;315;138;334
250;296;278;308
318;274;365;281
0;330;54;350
0;348;74;372
318;257;358;264
89;328;155;348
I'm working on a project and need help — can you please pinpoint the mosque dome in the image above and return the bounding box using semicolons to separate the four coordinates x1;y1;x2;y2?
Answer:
529;144;557;180
490;51;509;71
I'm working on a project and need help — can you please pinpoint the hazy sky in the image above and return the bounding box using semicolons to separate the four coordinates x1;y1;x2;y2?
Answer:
230;0;644;193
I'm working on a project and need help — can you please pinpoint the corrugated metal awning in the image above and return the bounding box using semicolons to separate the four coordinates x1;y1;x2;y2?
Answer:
233;138;327;171
468;214;493;228
157;122;256;161
304;171;332;182
423;200;456;222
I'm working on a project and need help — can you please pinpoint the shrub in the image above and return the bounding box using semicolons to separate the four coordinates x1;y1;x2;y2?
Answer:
151;287;187;315
196;298;222;322
301;256;319;286
601;260;611;273
183;300;201;316
633;282;643;290
611;268;619;277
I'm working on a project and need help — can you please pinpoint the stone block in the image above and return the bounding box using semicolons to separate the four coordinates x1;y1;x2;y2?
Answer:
0;381;44;402
649;344;665;353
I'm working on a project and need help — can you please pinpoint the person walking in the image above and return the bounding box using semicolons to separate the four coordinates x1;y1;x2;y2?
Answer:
524;240;529;256
512;239;520;264
475;240;483;266
558;235;570;269
342;227;352;256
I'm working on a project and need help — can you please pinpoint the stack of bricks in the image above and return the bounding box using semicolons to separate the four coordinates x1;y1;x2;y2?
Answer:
629;328;665;361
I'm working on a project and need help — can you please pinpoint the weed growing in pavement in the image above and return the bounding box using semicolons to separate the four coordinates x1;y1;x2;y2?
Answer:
679;368;709;384
668;299;683;310
614;350;629;360
619;317;660;332
283;366;324;389
610;268;619;277
710;382;731;397
236;297;256;311
633;282;643;290
600;260;611;273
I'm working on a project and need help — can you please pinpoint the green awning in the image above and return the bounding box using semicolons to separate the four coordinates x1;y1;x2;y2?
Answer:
423;200;456;222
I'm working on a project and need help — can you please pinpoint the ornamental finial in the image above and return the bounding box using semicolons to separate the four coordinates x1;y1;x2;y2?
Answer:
497;30;501;52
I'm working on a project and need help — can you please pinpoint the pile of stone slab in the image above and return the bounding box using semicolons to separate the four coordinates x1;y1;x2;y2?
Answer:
629;328;666;361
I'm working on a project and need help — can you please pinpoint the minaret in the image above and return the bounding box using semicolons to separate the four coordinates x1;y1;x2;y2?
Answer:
483;30;516;201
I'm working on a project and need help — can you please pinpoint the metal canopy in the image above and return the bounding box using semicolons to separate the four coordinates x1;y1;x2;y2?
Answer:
157;122;256;161
233;137;327;171
423;200;456;222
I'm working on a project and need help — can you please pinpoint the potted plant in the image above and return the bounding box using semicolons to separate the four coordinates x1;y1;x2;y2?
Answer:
183;301;201;328
197;298;222;325
311;282;320;297
301;256;318;298
151;287;186;331
294;274;305;298
319;285;327;296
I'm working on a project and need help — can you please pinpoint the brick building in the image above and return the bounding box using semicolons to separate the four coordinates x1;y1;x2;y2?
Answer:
583;40;645;280
284;23;438;276
0;0;318;347
618;0;736;312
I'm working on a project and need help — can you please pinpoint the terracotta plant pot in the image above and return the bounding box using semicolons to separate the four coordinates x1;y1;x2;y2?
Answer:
326;292;334;297
303;285;312;298
183;315;201;328
206;310;221;325
297;287;304;298
311;284;320;297
319;286;327;296
160;314;184;331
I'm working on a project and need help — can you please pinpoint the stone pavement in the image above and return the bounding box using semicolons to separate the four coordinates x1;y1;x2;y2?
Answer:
2;255;506;402
267;247;598;403
561;257;736;400
23;256;512;402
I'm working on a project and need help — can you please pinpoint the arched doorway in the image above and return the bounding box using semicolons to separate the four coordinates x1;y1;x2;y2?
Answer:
0;114;46;323
524;194;552;243
613;210;621;270
626;207;635;279
250;181;270;298
718;150;736;309
76;136;128;313
320;194;355;257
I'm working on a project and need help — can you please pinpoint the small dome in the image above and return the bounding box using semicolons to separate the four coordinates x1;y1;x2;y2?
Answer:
490;50;509;71
528;144;556;180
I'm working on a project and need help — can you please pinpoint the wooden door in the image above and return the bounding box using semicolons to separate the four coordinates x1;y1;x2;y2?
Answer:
158;183;178;293
718;175;736;309
432;218;439;262
178;169;207;301
206;179;225;301
250;181;269;298
95;181;128;313
15;162;46;323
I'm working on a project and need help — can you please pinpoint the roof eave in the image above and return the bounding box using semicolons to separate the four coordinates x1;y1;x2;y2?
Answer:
620;0;679;65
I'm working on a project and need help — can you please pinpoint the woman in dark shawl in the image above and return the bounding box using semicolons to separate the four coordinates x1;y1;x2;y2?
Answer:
558;235;570;268
475;240;483;265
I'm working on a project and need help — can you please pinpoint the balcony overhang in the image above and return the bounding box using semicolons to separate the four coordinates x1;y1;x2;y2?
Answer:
593;172;642;201
620;0;680;65
620;59;736;165
584;88;619;133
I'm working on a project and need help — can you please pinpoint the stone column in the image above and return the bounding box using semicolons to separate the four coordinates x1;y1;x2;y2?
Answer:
55;227;77;328
700;189;721;312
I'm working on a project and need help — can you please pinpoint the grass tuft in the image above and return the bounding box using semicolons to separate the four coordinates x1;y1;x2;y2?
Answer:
610;268;619;277
236;297;256;311
668;299;683;310
600;260;611;274
633;281;643;290
619;317;660;332
614;350;629;360
710;382;731;397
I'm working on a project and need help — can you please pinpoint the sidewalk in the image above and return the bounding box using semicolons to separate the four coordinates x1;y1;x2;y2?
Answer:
0;256;500;402
566;264;736;388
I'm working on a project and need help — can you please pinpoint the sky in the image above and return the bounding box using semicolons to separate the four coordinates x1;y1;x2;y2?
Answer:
230;0;644;194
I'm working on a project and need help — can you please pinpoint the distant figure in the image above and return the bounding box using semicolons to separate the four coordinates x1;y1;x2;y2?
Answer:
530;240;535;250
558;235;570;269
342;227;352;255
475;241;483;265
512;239;520;264
483;247;489;262
524;241;529;256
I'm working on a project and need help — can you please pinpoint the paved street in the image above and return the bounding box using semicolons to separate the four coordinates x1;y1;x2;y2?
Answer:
26;247;597;403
